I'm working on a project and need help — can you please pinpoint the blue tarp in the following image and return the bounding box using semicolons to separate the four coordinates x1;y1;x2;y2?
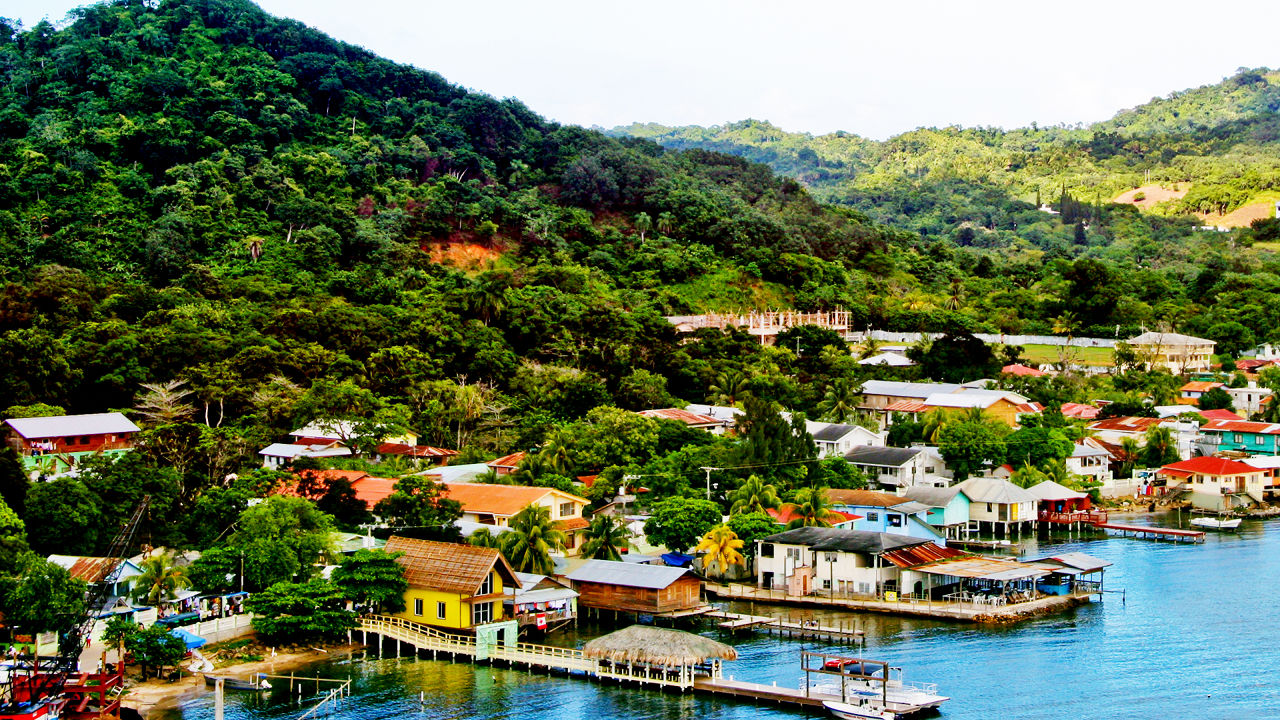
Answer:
661;552;693;568
170;627;207;650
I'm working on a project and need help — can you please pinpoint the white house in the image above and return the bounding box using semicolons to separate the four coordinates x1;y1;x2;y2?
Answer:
755;527;946;597
805;421;884;458
953;477;1037;537
843;446;950;490
1228;383;1273;417
259;442;352;469
1066;443;1112;485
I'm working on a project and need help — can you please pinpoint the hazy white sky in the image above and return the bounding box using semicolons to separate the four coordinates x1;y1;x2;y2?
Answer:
12;0;1280;139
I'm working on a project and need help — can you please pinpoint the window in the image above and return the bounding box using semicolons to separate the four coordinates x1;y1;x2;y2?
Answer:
987;503;993;512
564;532;576;549
761;543;775;558
888;514;903;528
925;467;935;474
437;602;447;619
478;571;494;596
786;547;803;562
824;552;837;563
79;435;90;444
822;579;831;589
414;598;423;616
472;602;493;625
867;512;879;522
559;502;576;518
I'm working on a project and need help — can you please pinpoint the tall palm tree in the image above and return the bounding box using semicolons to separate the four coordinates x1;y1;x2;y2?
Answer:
580;514;632;561
920;408;950;443
500;504;565;575
468;527;503;549
132;552;191;606
1142;425;1178;467
856;336;883;360
708;369;751;407
634;212;652;243
695;525;744;577
656;211;675;237
728;475;782;516
816;378;862;423
1117;437;1141;478
784;487;842;529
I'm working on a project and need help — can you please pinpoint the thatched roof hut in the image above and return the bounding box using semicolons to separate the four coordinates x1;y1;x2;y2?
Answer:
583;625;737;666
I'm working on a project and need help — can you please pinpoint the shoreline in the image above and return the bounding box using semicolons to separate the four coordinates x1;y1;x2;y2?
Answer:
123;642;363;718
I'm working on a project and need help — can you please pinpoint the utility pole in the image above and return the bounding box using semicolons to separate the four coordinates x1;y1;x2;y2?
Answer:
699;467;719;501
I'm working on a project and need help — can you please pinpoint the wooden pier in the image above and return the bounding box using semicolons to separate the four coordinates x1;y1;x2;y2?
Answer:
706;610;866;643
1092;521;1205;543
353;614;861;709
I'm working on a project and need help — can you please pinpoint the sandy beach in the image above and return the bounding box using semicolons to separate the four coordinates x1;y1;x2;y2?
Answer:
123;642;363;718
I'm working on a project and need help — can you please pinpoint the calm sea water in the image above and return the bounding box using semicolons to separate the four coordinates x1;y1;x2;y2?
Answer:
158;513;1278;719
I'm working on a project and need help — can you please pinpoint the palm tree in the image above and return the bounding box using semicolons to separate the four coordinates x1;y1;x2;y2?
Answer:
816;378;862;423
500;504;565;575
656;211;675;237
1117;437;1141;478
708;369;751;407
540;440;574;477
856;336;883;360
468;527;503;549
920;408;950;443
634;212;652;243
1142;425;1178;467
695;525;744;577
784;487;842;528
244;235;265;261
132;552;191;606
580;514;633;561
728;475;782;516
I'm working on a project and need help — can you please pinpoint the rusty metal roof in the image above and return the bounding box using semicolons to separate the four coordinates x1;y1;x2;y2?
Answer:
881;544;968;568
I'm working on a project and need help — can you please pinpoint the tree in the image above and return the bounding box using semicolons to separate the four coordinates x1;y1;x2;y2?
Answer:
579;514;632;561
1004;427;1074;469
373;475;463;540
783;486;841;528
907;332;999;383
5;555;86;637
25;478;102;555
331;549;407;613
467;527;503;550
634;211;652;243
707;368;751;407
1142;425;1179;467
728;475;782;516
695;525;744;577
133;380;196;426
500;504;564;575
937;421;1005;481
125;625;187;680
733;396;817;487
246;578;356;642
132;552;191;606
1117;437;1141;478
187;546;242;595
816;378;862;423
0;448;28;518
227;496;336;590
726;511;776;563
0;496;27;576
1198;387;1234;411
643;497;722;554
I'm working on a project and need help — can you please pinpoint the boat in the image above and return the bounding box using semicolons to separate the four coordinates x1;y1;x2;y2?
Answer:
822;699;899;720
1190;517;1241;531
203;674;271;690
815;666;949;716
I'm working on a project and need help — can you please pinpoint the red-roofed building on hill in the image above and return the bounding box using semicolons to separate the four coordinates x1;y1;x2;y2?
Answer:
1198;409;1244;422
1001;363;1046;377
1158;456;1266;511
1179;381;1225;405
766;506;862;528
1059;403;1101;420
636;408;730;434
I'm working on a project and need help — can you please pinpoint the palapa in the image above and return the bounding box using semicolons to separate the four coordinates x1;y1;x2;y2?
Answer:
582;625;737;666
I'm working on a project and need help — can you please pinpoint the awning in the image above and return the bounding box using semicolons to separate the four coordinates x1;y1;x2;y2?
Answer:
170;627;207;650
914;557;1053;582
508;588;578;605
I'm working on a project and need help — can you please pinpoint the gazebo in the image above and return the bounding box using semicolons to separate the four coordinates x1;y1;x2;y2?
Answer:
583;625;736;689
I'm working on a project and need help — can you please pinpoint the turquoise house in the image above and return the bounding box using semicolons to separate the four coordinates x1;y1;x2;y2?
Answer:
826;489;946;547
902;486;972;539
1200;420;1280;456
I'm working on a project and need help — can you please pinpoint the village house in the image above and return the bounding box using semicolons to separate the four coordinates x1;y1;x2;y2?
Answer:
439;482;592;554
48;555;144;601
805;421;885;458
1198;419;1280;456
637;408;731;434
1178;381;1225;405
386;536;520;632
1059;402;1101;421
902;485;972;539
1198;409;1245;422
1127;331;1216;374
755;526;960;598
1028;480;1105;526
5;412;140;476
826;489;947;545
1158;456;1266;511
504;572;578;631
766;506;861;529
259;442;352;469
842;446;950;490
1001;363;1046;377
486;451;526;476
953;477;1037;538
565;559;702;616
290;420;418;447
857;352;915;367
1066;443;1112;485
683;404;743;429
1227;383;1272;417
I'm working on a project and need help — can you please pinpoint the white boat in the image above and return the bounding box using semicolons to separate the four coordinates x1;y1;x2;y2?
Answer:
1190;517;1241;530
823;699;899;720
816;666;949;716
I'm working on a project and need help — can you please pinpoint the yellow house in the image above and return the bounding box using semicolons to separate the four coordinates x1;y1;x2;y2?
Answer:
434;481;592;555
386;536;521;631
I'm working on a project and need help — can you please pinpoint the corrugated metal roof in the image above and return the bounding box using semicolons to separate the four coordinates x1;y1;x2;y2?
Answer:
842;446;923;467
914;556;1053;581
637;408;723;426
1027;552;1112;573
903;485;968;508
881;544;969;568
827;488;909;508
565;559;689;590
761;527;932;555
953;477;1038;504
1027;480;1087;501
7;413;140;439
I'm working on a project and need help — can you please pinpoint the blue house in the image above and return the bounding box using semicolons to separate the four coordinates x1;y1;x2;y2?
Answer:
1200;419;1280;455
826;489;946;547
902;486;972;539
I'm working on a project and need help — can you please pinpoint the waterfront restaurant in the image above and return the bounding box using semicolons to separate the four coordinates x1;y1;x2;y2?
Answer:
583;624;736;690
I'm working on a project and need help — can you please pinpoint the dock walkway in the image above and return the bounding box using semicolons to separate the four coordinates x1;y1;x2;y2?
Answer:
705;610;865;642
1093;521;1205;543
355;614;850;708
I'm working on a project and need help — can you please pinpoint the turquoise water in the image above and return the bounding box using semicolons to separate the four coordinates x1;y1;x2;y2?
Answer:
158;514;1277;719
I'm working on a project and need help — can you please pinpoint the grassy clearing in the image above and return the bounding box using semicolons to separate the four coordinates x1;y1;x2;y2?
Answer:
1021;343;1114;367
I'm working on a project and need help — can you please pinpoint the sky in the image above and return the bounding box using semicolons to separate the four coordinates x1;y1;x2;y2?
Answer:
11;0;1280;140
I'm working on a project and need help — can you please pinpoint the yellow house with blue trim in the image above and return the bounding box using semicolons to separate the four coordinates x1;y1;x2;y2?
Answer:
386;536;521;631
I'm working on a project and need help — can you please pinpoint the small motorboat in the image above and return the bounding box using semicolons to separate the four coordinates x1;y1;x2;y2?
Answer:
822;699;899;720
1190;516;1242;531
204;673;271;690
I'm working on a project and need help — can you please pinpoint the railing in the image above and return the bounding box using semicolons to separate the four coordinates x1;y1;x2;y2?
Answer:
1038;510;1108;524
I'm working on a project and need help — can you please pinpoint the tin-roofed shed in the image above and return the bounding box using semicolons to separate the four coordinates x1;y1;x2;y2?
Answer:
565;560;702;615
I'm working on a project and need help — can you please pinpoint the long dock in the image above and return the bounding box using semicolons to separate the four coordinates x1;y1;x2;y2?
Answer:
354;614;852;709
1092;521;1205;543
706;610;865;643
